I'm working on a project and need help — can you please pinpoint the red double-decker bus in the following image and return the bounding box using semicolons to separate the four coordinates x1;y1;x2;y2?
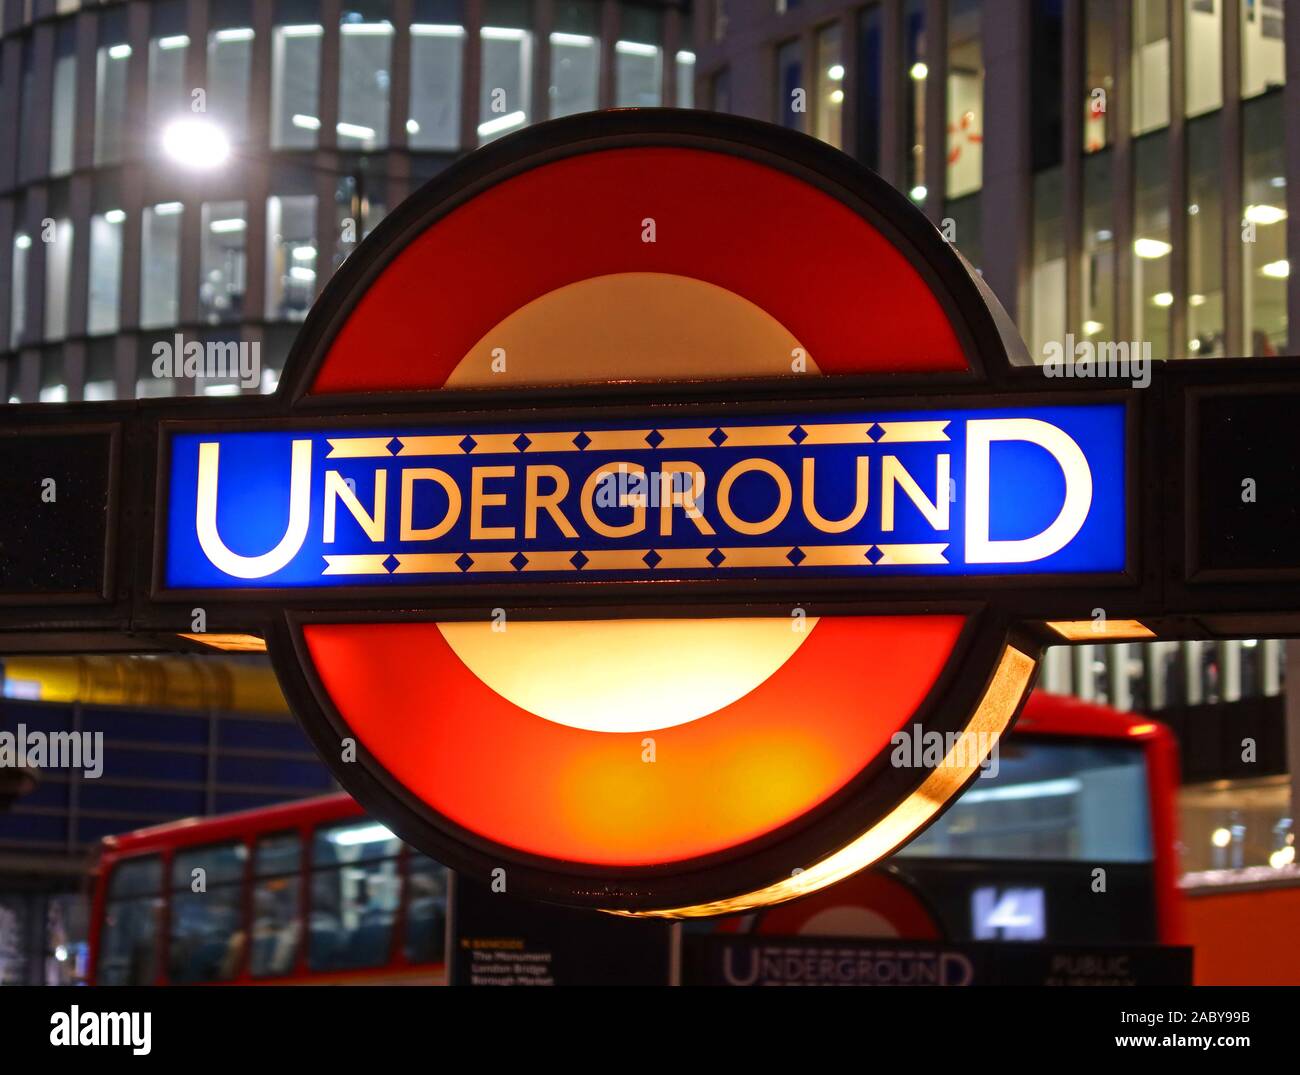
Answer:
87;691;1182;985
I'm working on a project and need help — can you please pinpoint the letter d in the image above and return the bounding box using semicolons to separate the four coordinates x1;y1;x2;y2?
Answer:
964;418;1092;564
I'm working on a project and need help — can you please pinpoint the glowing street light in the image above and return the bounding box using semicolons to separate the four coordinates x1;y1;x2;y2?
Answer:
161;118;231;169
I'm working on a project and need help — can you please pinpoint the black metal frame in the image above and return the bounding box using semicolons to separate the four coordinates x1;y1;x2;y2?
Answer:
2;110;1299;910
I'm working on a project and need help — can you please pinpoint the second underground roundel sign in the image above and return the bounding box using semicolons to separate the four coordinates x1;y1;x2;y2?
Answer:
163;111;1131;915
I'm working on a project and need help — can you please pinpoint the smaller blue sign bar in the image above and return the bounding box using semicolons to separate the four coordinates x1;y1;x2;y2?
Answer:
163;404;1126;589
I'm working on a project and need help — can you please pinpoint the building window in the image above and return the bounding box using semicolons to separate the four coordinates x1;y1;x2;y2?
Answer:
616;5;664;107
266;194;318;321
1029;166;1066;362
549;1;599;119
333;172;387;269
711;66;731;112
1187;114;1224;357
340;4;393;150
1184;0;1223;117
50;27;77;177
409;19;463;148
200;201;247;325
676;50;695;108
1083;0;1114;152
774;39;802;130
1242;0;1285;99
1131;0;1170;136
44;218;73;342
1133;131;1171;360
141;202;183;329
856;4;882;172
208;3;255;146
1242;93;1287;356
272;4;323;150
39;348;67;403
947;0;983;198
10;230;30;349
18;40;41;182
147;0;190;136
84;340;118;401
1082;149;1115;344
904;0;926;199
88;210;125;336
814;23;844;149
95;15;132;166
479;2;532;144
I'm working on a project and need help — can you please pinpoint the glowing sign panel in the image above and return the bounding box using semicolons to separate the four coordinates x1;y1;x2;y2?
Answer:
164;404;1125;589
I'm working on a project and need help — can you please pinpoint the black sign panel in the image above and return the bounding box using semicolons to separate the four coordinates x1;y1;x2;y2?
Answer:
682;935;1193;986
447;875;675;986
1192;388;1300;576
0;428;116;601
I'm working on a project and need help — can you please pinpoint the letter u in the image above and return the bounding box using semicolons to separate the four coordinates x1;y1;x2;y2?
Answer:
196;440;312;578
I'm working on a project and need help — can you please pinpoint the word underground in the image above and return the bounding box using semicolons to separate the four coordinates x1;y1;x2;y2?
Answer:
164;405;1126;587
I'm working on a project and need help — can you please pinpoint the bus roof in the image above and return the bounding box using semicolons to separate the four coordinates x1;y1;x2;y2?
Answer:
99;690;1169;858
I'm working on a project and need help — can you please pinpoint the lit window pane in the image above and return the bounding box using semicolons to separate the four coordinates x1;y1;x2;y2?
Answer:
479;23;532;144
94;42;131;165
675;50;695;108
1083;0;1114;152
1029;167;1065;362
814;24;843;149
1131;0;1169;136
272;20;322;149
44;219;73;342
1082;149;1115;344
147;35;189;133
615;30;662;108
1243;94;1287;355
339;10;393;150
266;194;318;321
409;24;464;147
947;0;983;197
1242;0;1285;99
1184;0;1223;117
18;41;40;182
208;27;255;143
904;0;926;198
1187;115;1224;357
10;232;29;349
200;201;247;325
141;203;183;329
550;2;599;119
88;211;124;336
1133;132;1171;360
50;32;77;176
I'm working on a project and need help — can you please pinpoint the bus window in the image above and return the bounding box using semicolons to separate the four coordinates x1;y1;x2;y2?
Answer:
169;842;248;984
404;855;448;965
309;821;401;972
900;739;1153;862
98;855;163;986
251;831;302;979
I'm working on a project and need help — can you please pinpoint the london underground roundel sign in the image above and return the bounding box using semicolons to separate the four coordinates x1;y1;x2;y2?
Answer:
164;111;1135;915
